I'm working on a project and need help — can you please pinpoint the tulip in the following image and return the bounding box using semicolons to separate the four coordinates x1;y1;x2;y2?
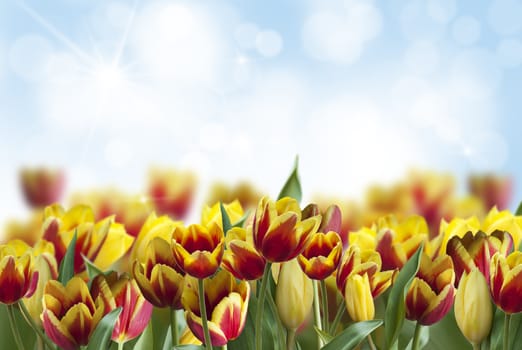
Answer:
252;196;321;263
405;253;455;325
133;237;185;309
201;200;245;229
130;212;181;264
0;243;39;304
147;168;196;219
206;181;262;210
298;231;342;280
172;223;224;278
91;272;153;344
469;174;513;211
447;230;513;286
275;258;314;330
454;268;492;346
482;207;522;250
344;273;374;322
490;251;522;314
41;204;134;273
182;269;250;346
222;227;266;280
41;277;108;350
433;216;481;256
19;167;65;208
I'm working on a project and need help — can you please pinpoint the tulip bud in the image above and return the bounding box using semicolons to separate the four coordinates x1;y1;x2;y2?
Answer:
344;273;375;322
275;259;314;330
454;268;492;346
20;168;65;208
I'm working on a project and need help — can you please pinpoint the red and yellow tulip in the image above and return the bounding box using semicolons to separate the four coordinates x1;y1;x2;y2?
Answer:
91;272;153;344
41;277;108;350
222;227;266;280
133;237;185;309
252;197;321;263
490;251;522;314
182;269;250;346
297;231;342;280
19;167;65;208
0;242;39;304
405;253;455;325
147;168;196;219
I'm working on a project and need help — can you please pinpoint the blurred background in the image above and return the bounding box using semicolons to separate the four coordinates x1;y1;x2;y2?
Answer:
1;0;521;232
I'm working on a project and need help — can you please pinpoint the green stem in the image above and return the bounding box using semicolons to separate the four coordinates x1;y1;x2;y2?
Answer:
313;280;323;348
504;313;512;350
367;334;377;350
286;328;296;350
412;322;422;350
266;288;287;350
170;308;178;348
7;304;24;350
198;278;213;350
118;341;124;350
17;301;56;350
473;343;481;350
320;280;329;332
255;263;272;350
329;299;345;335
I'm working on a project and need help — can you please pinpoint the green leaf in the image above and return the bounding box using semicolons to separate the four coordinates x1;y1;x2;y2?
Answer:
83;256;105;280
58;231;77;284
220;202;233;234
232;210;250;229
427;306;471;350
516;201;522;215
384;243;424;349
488;305;504;350
277;156;302;203
133;322;154;350
314;326;334;345
509;312;522;349
86;307;122;350
404;323;429;350
320;320;383;350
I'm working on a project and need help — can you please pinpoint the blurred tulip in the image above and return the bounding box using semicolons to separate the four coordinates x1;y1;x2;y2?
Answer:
148;168;196;219
490;251;522;314
298;231;342;280
447;230;513;286
0;242;39;304
42;277;108;350
206;181;262;210
336;245;394;300
275;259;313;330
182;269;250;346
3;211;44;246
222;227;266;280
20;167;65;208
133;237;185;309
91;272;153;344
42;204;134;273
172;223;224;278
454;268;492;346
201;200;244;229
344;273;374;322
253;197;321;262
130;212;181;264
405;253;455;325
482;207;522;250
469;174;513;211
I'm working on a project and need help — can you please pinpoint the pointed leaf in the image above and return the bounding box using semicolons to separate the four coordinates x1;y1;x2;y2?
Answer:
134;322;154;350
314;326;334;344
320;320;383;350
232;210;250;229
277;156;302;203
83;255;105;280
516;201;522;216
86;307;122;350
384;243;423;349
220;202;233;234
58;231;77;284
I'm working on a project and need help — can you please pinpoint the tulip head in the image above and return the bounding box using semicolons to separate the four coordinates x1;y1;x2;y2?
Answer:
91;272;153;344
454;268;492;346
133;237;185;309
41;277;107;350
222;227;266;280
0;243;39;304
482;207;522;250
253;197;321;262
275;258;314;330
182;269;250;346
405;253;455;325
147;168;196;219
469;174;513;211
172;223;224;278
298;231;342;280
20;167;65;208
344;273;374;322
490;251;522;314
201;200;244;229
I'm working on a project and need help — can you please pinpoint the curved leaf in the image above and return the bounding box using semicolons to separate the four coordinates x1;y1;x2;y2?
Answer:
320;320;383;350
58;231;77;284
134;321;154;350
86;307;122;350
220;202;233;234
277;156;302;203
384;243;423;349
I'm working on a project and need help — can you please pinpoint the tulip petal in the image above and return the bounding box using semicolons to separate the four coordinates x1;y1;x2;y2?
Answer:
421;284;455;325
499;264;522;313
186;311;228;346
42;310;77;350
211;292;245;341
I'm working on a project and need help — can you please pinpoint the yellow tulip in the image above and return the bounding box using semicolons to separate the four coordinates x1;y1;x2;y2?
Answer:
344;273;375;322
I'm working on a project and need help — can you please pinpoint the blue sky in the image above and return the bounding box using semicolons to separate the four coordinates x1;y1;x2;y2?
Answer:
1;0;522;223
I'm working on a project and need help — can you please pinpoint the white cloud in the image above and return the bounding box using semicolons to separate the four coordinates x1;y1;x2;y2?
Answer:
234;22;259;49
302;0;382;64
255;30;283;58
